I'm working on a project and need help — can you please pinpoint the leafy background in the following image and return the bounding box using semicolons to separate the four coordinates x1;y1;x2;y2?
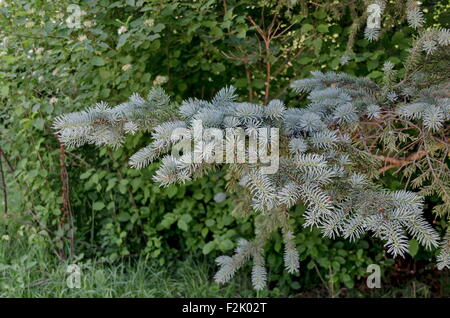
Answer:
0;0;448;296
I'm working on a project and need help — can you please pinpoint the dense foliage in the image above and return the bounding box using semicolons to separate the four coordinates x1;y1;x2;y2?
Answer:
1;0;449;294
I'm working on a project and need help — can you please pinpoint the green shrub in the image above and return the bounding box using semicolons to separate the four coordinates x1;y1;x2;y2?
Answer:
2;0;447;294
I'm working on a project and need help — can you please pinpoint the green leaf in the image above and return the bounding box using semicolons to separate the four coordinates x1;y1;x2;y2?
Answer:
160;213;177;228
202;241;215;255
212;63;225;74
253;79;265;89
387;57;401;65
33;118;45;130
298;57;312;65
118;212;130;222
80;171;92;180
234;78;247;88
408;239;419;257
224;8;234;21
290;281;301;290
117;33;131;49
219;239;233;251
0;85;9;97
368;71;383;79
317;24;328;33
312;38;322;55
342;275;354;289
118;180;128;194
210;26;223;37
301;24;314;33
193;191;204;200
164;185;178;198
91;56;106;66
313;9;327;20
106;178;117;192
177;219;188;231
92;202;105;211
148;34;160;42
180;214;192;223
306;260;315;270
367;60;379;71
236;25;247;38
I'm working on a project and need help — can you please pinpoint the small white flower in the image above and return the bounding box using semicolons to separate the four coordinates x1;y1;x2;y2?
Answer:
50;97;58;104
122;64;132;71
38;76;44;82
36;47;44;55
118;26;128;35
1;235;9;241
153;75;168;85
83;20;94;28
78;34;87;42
144;18;155;27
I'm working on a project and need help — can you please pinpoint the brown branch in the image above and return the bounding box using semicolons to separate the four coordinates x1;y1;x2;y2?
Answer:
58;141;75;255
0;156;7;214
309;1;325;7
0;146;15;214
0;146;14;172
245;66;253;102
375;137;450;173
247;15;275;104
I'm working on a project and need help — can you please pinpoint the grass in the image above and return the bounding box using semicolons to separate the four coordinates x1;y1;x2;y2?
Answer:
0;232;260;297
1;223;447;298
0;258;260;298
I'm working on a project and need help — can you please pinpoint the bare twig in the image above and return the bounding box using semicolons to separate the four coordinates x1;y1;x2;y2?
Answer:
58;141;75;256
0;146;14;172
0;155;7;213
374;137;449;173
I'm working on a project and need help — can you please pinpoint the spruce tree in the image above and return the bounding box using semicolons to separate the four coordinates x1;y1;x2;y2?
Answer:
53;2;450;289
